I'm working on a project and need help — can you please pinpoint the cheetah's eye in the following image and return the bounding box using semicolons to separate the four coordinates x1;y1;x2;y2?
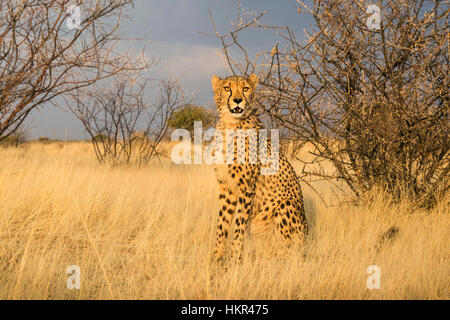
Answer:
243;87;250;92
224;86;231;92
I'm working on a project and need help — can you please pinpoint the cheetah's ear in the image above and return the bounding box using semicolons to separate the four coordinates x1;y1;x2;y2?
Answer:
211;75;221;91
248;74;259;88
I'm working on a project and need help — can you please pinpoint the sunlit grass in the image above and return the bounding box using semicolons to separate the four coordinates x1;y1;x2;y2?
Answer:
0;142;448;299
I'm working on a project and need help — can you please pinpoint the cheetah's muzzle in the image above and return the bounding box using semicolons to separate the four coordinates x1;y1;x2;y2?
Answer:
230;106;243;114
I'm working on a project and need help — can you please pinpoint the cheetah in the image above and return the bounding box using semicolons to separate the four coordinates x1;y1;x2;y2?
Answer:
210;73;309;262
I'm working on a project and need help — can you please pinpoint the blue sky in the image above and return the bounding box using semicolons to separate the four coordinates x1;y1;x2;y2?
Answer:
29;0;313;140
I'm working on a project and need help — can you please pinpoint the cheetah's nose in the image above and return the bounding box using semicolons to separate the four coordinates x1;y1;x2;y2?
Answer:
233;98;243;104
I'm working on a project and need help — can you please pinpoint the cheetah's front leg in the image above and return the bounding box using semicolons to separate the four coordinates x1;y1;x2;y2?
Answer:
230;187;255;262
213;184;237;261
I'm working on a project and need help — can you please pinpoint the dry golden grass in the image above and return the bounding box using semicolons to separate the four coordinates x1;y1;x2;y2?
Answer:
0;141;448;299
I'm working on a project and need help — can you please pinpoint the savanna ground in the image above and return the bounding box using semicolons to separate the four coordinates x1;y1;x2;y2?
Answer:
0;141;448;299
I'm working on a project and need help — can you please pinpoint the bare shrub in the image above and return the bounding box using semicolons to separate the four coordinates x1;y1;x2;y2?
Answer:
0;128;27;148
207;0;449;207
0;0;149;141
68;78;188;165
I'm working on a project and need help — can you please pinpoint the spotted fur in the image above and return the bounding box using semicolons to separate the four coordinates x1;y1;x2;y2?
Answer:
211;74;309;262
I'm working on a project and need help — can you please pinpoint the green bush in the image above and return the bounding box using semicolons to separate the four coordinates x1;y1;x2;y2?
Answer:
168;105;217;137
38;137;51;144
93;133;110;142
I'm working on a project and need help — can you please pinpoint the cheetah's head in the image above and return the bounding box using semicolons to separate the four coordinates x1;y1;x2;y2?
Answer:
211;74;258;120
